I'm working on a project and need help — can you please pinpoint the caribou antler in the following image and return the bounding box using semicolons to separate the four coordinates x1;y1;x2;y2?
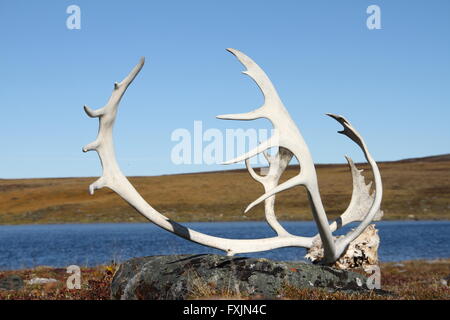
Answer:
218;49;383;262
83;57;315;257
83;49;383;264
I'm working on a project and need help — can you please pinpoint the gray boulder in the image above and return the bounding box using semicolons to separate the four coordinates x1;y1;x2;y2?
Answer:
111;254;379;300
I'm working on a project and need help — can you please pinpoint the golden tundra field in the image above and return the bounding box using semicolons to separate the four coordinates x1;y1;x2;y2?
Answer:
0;154;449;225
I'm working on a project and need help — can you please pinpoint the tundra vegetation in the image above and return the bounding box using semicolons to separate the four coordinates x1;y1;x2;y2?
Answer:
0;154;448;225
0;259;448;300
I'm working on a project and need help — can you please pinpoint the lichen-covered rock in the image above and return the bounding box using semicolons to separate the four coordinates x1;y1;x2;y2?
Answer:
306;224;380;270
111;254;376;300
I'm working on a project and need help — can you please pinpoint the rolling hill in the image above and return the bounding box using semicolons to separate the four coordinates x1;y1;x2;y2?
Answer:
0;154;449;225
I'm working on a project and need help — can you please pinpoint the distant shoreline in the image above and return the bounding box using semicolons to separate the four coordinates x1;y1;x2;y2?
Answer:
0;153;449;225
0;218;449;227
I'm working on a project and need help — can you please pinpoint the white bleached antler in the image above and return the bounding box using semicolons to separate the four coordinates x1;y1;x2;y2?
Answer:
83;57;315;257
218;49;383;263
83;49;383;264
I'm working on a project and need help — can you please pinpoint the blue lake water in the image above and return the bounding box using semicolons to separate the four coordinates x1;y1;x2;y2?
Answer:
0;221;449;270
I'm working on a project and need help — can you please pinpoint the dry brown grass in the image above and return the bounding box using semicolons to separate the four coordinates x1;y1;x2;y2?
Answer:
185;269;248;300
0;264;116;300
281;259;450;300
0;155;449;225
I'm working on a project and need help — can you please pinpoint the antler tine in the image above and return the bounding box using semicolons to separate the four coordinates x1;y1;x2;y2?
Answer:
221;135;279;165
84;105;105;118
226;48;282;106
245;158;267;184
326;113;365;152
216;110;264;121
245;175;305;213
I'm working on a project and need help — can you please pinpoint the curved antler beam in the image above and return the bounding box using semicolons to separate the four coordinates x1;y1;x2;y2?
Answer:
326;114;383;260
83;57;314;257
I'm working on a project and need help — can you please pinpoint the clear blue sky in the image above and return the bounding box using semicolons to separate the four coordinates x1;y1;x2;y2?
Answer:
0;0;449;179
